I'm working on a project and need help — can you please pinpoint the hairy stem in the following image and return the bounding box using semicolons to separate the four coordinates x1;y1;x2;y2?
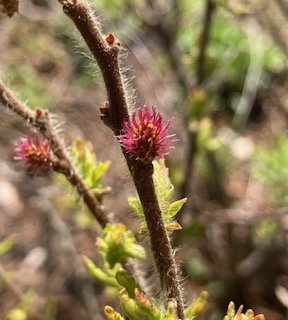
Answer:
59;0;129;133
0;79;109;228
0;78;149;298
58;0;185;317
53;160;109;227
131;163;184;318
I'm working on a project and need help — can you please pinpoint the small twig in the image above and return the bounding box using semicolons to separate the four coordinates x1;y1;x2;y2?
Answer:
52;159;109;228
0;262;23;301
179;0;216;202
205;150;230;206
179;123;198;200
0;79;109;228
232;20;264;131
136;0;192;92
58;0;185;317
196;0;215;85
254;1;288;57
275;0;288;21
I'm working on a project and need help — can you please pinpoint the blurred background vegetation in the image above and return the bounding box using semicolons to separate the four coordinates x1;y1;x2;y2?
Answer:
0;0;288;319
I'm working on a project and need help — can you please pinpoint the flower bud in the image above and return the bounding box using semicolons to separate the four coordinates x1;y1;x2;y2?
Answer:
14;135;52;174
117;105;176;163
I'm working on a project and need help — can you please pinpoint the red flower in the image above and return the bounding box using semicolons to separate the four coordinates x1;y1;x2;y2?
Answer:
117;105;176;163
14;135;52;174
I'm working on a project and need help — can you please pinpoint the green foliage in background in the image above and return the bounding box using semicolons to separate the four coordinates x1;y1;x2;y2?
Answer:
5;65;53;109
53;16;99;89
186;249;211;282
196;118;221;152
54;138;111;230
253;219;280;247
72;138;111;199
3;23;69;109
5;292;35;320
179;0;286;119
0;235;16;257
254;135;288;206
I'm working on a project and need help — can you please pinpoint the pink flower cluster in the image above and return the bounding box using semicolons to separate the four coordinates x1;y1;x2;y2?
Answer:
14;135;52;174
117;105;176;163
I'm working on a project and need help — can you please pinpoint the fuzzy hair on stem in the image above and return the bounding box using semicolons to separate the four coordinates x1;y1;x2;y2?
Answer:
57;0;185;317
0;79;109;228
0;78;149;295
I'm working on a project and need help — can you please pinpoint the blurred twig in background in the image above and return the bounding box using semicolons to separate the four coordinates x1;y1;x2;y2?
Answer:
180;0;217;209
35;194;104;320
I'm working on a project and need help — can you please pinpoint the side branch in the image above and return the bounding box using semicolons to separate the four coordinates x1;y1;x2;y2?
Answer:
53;159;109;228
196;0;215;85
179;0;216;203
0;79;109;228
0;79;151;295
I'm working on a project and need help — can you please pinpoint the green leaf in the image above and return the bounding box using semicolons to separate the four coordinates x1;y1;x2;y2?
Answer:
224;302;236;320
128;197;144;217
91;186;112;200
120;289;161;320
197;118;217;151
97;224;146;268
135;222;149;240
128;160;185;236
0;234;16;256
104;306;125;320
116;269;139;298
83;256;119;288
72;138;111;191
163;198;187;221
6;309;27;320
153;160;174;204
125;244;146;262
130;160;184;235
185;291;208;319
165;221;182;235
223;302;265;320
91;161;111;187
